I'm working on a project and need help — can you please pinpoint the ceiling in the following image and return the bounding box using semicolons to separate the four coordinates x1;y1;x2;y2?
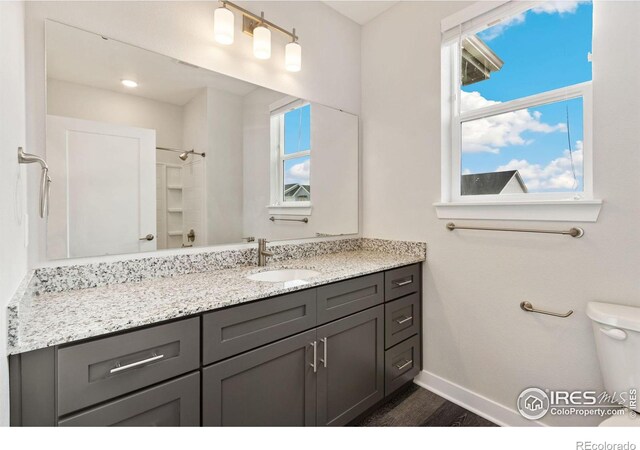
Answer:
323;1;398;25
46;21;259;106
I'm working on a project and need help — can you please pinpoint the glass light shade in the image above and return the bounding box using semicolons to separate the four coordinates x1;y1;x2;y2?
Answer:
214;7;234;45
253;25;271;60
285;41;302;72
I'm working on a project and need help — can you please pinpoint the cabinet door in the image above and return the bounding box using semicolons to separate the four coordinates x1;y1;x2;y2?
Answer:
202;329;317;426
58;372;200;427
316;306;384;426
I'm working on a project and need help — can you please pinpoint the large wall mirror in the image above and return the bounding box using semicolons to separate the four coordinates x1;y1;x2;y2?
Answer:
45;21;359;260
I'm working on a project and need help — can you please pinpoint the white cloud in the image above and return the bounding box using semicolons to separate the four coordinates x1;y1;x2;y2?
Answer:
495;141;583;191
479;1;588;41
285;159;310;185
480;13;525;41
461;91;567;154
531;1;586;15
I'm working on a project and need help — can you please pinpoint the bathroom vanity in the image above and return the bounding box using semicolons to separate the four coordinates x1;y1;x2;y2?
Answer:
8;240;424;426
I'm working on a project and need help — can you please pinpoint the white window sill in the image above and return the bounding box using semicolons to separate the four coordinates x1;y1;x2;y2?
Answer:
267;204;312;216
434;200;603;222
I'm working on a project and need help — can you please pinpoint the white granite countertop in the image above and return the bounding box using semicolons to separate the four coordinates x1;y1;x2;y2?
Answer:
8;249;424;355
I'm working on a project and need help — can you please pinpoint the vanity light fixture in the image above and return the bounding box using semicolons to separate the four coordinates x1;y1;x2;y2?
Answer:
214;1;301;72
285;31;302;72
253;13;271;60
121;79;138;88
213;3;234;45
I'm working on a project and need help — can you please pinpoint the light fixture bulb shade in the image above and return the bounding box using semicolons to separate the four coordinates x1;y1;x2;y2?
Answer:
285;41;302;72
214;7;234;45
253;25;271;60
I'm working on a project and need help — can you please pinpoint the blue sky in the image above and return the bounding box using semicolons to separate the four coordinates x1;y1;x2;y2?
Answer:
283;104;311;192
461;1;592;193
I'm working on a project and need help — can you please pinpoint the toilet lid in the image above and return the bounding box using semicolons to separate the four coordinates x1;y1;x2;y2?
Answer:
600;410;640;427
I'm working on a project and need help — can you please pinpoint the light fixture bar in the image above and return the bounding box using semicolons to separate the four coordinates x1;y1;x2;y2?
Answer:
221;1;298;41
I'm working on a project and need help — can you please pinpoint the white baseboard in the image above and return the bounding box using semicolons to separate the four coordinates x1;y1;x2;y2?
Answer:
414;370;545;427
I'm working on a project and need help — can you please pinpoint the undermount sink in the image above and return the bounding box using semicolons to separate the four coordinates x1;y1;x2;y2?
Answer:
247;269;320;283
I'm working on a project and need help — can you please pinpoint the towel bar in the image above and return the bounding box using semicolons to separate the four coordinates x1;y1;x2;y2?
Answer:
520;301;573;318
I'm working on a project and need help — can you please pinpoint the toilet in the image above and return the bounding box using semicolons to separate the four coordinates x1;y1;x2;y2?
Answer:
587;302;640;426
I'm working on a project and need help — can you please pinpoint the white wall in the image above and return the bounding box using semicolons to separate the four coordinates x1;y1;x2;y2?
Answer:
25;0;361;266
47;79;183;149
206;87;244;245
0;1;28;426
362;1;640;426
182;88;209;247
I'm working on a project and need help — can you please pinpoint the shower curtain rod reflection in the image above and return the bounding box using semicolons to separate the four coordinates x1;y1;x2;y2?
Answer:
156;146;206;160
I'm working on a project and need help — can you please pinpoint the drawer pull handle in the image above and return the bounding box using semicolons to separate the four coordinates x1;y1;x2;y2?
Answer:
320;337;328;368
310;341;318;373
393;279;413;287
395;359;413;371
395;316;413;325
110;353;164;374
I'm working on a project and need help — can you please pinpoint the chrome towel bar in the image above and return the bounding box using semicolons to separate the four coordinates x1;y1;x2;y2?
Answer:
520;301;573;318
270;216;309;223
446;222;584;238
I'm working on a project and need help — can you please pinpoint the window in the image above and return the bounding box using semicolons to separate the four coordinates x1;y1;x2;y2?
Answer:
438;1;602;221
270;101;311;213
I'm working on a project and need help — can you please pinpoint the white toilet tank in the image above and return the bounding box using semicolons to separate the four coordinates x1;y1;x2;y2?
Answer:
587;301;640;410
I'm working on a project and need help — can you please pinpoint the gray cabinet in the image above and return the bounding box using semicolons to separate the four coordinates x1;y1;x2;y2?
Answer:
316;306;384;426
59;372;200;427
10;263;422;427
385;334;421;396
203;289;316;365
317;273;383;324
385;292;420;349
57;317;199;415
202;329;317;426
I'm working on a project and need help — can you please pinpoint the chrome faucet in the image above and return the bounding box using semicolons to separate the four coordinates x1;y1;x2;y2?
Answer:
257;238;274;267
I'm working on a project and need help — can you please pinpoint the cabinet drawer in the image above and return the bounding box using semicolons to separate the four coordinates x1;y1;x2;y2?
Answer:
57;318;199;416
317;273;383;325
203;289;316;365
385;264;420;302
385;293;420;349
59;372;200;427
385;335;421;397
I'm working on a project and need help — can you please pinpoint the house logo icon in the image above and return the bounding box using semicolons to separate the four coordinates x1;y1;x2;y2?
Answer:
517;388;550;420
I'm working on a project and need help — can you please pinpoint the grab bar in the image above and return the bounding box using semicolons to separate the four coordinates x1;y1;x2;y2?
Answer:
520;301;573;318
446;222;584;238
270;216;309;223
18;147;51;218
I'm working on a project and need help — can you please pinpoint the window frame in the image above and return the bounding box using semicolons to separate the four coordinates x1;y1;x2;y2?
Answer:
269;100;312;214
437;1;602;222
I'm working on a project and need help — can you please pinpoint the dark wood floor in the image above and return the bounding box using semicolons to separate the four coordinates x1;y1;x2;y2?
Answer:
352;384;497;427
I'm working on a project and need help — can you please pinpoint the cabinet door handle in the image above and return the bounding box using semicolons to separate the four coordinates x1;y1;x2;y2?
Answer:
393;278;412;287
110;353;164;374
395;316;413;325
394;359;413;371
310;341;317;373
319;337;327;368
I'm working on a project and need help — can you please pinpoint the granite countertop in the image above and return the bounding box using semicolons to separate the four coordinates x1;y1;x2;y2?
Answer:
8;249;424;355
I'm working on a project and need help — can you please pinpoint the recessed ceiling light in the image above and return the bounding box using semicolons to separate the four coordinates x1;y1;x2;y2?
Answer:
121;79;138;88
